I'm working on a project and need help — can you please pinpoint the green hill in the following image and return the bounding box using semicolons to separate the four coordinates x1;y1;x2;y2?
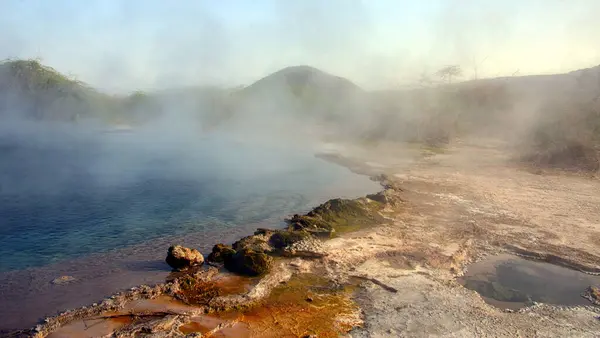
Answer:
0;59;114;121
3;58;599;171
229;65;369;125
0;59;165;125
0;61;374;132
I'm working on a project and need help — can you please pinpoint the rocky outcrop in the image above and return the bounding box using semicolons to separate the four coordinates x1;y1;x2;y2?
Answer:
27;181;403;337
173;268;222;306
287;197;385;235
232;233;273;253
225;248;273;276
210;185;399;276
269;231;309;249
207;243;274;276
207;244;236;264
366;191;391;204
166;245;204;270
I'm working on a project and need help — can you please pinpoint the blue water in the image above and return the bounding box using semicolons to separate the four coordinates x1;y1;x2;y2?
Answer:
0;124;377;272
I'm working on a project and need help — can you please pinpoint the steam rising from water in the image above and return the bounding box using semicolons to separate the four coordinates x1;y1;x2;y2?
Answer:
2;1;600;333
0;118;378;272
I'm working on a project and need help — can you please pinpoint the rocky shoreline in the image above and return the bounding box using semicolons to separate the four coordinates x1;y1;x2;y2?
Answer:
9;174;402;337
9;142;600;337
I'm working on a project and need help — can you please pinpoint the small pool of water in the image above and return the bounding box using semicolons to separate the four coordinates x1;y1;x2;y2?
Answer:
458;254;600;310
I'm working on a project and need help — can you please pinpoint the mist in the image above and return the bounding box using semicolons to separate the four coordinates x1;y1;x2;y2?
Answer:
0;0;599;263
3;1;600;334
1;1;599;92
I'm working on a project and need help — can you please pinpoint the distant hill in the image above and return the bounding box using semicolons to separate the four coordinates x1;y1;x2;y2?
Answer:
2;57;599;159
222;63;599;141
368;63;600;137
0;59;115;122
366;63;600;170
229;65;370;126
243;65;361;97
0;61;373;130
0;59;165;124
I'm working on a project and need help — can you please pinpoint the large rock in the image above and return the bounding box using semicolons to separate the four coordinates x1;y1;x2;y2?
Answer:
224;248;273;276
232;233;273;253
166;245;204;270
206;243;236;264
287;198;384;234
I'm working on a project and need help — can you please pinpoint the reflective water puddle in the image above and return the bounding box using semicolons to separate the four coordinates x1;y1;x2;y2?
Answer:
458;254;600;310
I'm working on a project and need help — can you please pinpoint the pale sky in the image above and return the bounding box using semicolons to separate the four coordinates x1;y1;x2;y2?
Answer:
1;0;599;93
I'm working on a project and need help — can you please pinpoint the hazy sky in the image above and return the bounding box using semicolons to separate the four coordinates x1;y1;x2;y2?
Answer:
1;0;599;92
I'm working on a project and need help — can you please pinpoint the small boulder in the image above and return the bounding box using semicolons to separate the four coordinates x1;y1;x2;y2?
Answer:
224;248;273;276
51;275;76;285
166;245;204;270
584;285;600;305
206;244;236;263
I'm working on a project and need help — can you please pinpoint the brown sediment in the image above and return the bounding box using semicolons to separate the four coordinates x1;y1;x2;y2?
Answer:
37;267;363;337
46;316;132;338
178;316;224;335
175;272;256;306
178;273;362;337
44;295;201;337
107;315;134;326
177;311;243;336
213;274;257;294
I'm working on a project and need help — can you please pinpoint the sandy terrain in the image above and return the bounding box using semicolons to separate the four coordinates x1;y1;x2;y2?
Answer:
317;139;600;337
